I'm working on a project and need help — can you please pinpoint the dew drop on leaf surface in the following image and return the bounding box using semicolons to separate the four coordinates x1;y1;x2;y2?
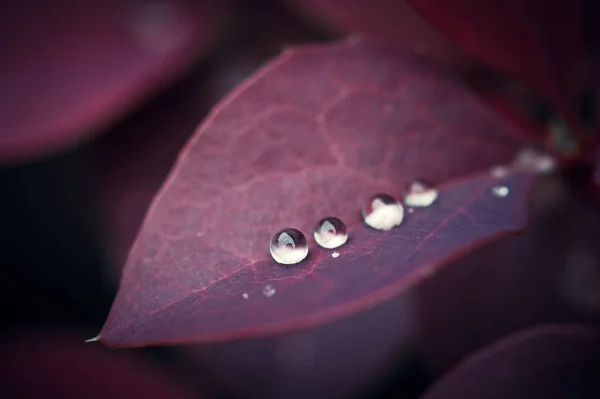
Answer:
403;180;439;207
263;285;276;298
362;193;404;231
314;217;348;249
269;228;308;265
512;148;557;174
331;250;340;259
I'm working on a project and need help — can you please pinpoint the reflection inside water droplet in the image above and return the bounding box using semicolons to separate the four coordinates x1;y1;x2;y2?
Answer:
270;228;308;265
404;180;438;207
263;284;276;298
331;250;340;258
314;217;348;249
492;185;509;197
362;193;404;231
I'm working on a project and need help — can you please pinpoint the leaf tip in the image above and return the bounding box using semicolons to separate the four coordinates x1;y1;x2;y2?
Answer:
84;335;101;344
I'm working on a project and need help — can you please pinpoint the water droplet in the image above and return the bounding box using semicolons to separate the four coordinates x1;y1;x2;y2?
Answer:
331;250;340;258
490;166;509;178
404;180;438;207
313;217;348;249
242;293;249;300
408;207;415;214
362;194;404;231
491;185;509;197
263;284;276;298
512;148;557;174
270;228;308;265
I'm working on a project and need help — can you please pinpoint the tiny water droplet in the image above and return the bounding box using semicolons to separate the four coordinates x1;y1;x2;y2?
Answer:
331;250;340;258
314;217;348;249
404;180;438;207
492;185;509;197
362;194;404;231
242;293;249;300
263;284;276;298
490;166;509;178
408;207;415;214
270;228;308;265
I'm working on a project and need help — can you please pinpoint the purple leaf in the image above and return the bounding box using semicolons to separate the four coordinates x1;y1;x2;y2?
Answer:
98;38;534;347
423;325;600;399
0;0;226;164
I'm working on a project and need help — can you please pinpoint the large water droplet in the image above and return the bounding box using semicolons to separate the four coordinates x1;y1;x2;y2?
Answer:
313;217;348;249
362;194;404;231
404;180;438;207
270;228;308;265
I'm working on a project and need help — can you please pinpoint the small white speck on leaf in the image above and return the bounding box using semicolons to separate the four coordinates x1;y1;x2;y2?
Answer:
263;284;276;298
242;293;249;299
331;250;340;258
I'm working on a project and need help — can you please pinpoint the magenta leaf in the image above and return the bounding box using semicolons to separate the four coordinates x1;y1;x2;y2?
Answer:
0;0;225;165
423;325;600;399
98;38;535;347
407;0;586;131
1;329;197;399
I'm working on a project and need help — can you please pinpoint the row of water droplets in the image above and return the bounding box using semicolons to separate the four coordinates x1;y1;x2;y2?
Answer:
269;180;439;266
268;148;557;266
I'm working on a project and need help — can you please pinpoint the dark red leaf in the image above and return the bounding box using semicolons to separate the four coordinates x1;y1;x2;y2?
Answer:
422;325;600;399
407;0;586;131
98;38;534;347
287;0;466;67
0;0;226;165
0;329;197;399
